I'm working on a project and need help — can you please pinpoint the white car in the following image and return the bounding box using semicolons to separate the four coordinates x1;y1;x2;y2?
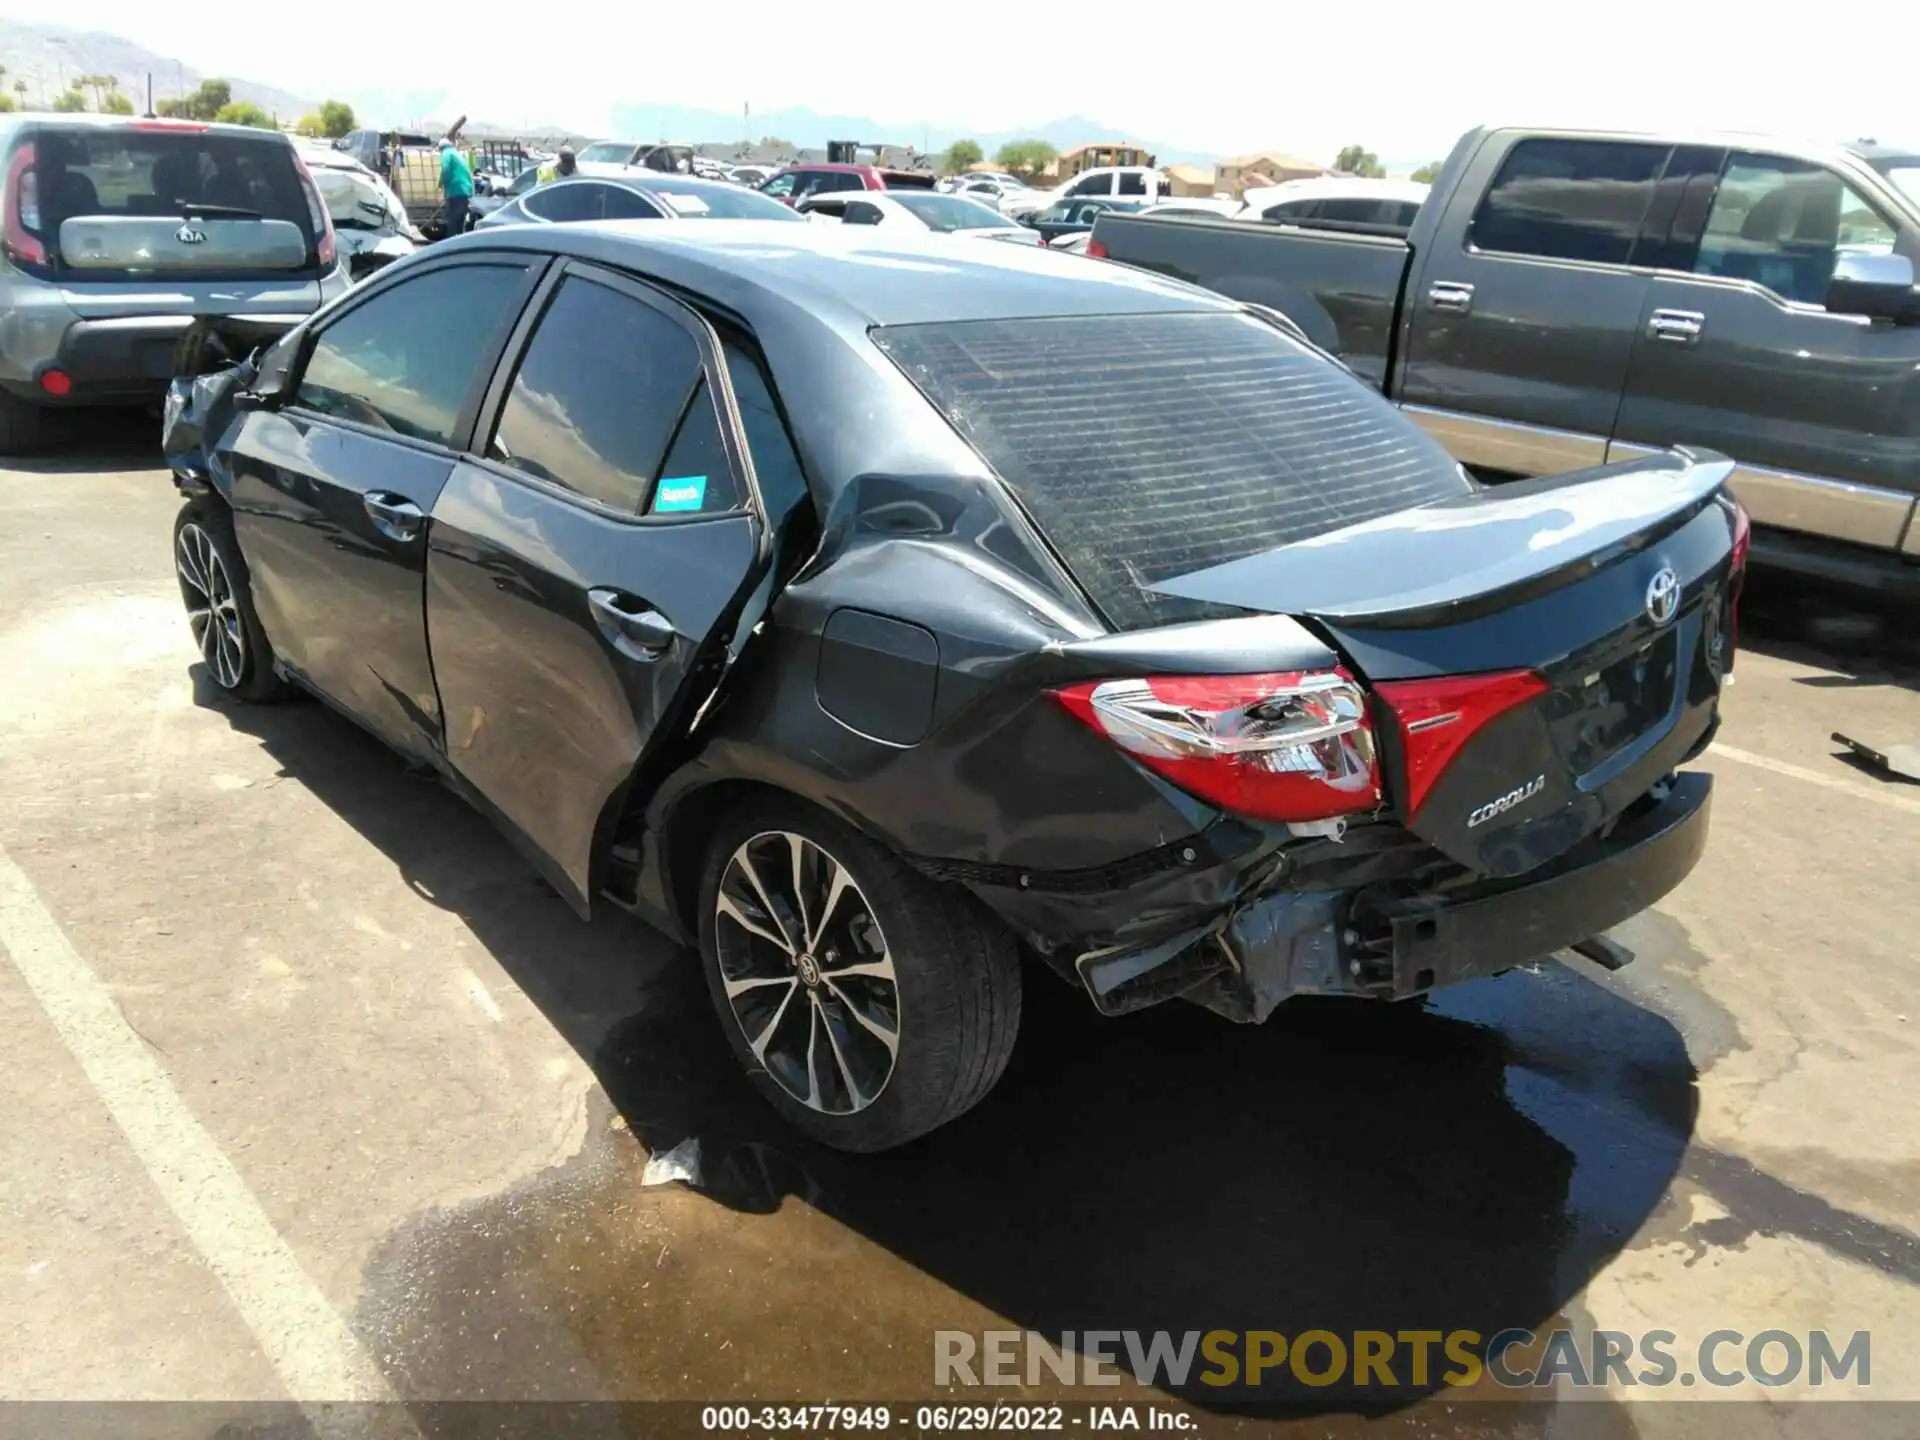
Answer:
1238;176;1430;229
1002;166;1171;218
1135;198;1243;220
295;142;422;280
795;190;1042;244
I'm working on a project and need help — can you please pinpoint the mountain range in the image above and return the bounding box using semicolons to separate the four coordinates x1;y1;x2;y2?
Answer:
0;20;310;117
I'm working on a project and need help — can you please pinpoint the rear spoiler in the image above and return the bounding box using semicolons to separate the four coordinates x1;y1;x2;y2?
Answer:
1149;449;1735;625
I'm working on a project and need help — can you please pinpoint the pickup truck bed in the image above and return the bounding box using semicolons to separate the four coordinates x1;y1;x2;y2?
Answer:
1092;125;1920;591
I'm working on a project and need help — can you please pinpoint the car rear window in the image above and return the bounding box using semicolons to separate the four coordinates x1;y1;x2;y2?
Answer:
34;126;311;231
871;311;1472;631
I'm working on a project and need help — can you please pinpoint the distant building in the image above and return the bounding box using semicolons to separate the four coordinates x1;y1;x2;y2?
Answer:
1046;141;1157;181
1214;151;1326;198
1161;162;1218;197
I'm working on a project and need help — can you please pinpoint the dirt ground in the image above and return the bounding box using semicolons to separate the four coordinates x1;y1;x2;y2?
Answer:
3;416;1918;1438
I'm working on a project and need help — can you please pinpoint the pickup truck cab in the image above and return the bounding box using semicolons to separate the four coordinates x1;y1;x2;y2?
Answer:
1093;127;1920;591
1003;165;1171;218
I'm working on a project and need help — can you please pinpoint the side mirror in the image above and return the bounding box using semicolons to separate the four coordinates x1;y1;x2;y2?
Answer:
1826;251;1920;323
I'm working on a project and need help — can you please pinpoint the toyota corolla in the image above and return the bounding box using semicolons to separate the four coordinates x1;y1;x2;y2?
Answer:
164;223;1743;1151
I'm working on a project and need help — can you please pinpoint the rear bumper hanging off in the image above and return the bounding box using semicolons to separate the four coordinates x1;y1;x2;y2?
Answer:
1089;772;1712;1022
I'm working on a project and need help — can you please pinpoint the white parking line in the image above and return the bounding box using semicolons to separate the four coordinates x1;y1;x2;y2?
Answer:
1710;743;1920;817
0;843;411;1430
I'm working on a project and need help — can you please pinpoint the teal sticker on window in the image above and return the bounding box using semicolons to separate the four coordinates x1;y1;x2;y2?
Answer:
652;475;707;513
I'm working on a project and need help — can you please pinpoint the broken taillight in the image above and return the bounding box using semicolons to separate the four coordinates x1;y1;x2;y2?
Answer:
1084;236;1109;259
292;153;337;269
1051;670;1380;823
1727;495;1751;661
1372;669;1549;820
3;142;47;270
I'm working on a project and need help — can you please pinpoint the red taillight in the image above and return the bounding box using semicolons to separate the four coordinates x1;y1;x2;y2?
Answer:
1085;236;1109;259
4;142;47;269
134;119;210;132
293;154;337;268
1372;669;1549;819
1052;670;1380;824
38;369;71;397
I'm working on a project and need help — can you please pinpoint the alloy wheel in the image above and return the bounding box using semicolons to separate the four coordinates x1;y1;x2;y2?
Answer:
176;523;246;690
713;830;901;1115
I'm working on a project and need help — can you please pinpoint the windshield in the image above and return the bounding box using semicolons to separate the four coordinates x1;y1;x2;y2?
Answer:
643;182;804;221
890;192;1011;231
578;142;637;164
1871;160;1920;210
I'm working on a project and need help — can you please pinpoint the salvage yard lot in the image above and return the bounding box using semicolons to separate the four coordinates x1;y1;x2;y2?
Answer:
3;421;1920;1436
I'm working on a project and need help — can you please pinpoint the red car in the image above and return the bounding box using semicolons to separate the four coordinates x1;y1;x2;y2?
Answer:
756;163;938;206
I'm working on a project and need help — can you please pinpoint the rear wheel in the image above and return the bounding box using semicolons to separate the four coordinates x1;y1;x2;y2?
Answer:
0;389;47;456
697;799;1022;1152
172;501;291;702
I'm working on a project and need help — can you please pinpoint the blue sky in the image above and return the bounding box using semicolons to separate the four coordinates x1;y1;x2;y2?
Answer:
17;0;1917;161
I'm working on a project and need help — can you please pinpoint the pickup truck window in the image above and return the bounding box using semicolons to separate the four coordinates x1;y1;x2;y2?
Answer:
1117;171;1148;196
1695;153;1896;305
1469;138;1668;266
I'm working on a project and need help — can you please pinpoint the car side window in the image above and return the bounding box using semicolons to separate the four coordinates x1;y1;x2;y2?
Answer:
844;201;884;225
1066;173;1109;198
1694;153;1897;305
523;184;600;222
1116;171;1147;197
1468;138;1669;266
487;275;740;514
508;168;541;197
1263;199;1319;224
723;339;808;524
820;173;863;194
761;173;797;198
602;186;662;220
807;199;847;219
295;263;529;445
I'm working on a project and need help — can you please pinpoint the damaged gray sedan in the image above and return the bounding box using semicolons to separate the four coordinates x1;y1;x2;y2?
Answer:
165;224;1741;1150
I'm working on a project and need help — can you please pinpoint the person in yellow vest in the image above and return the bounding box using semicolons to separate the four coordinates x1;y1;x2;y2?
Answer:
536;147;578;185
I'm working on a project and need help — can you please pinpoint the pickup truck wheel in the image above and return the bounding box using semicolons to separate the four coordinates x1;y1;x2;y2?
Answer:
172;501;292;702
0;389;47;456
697;800;1021;1152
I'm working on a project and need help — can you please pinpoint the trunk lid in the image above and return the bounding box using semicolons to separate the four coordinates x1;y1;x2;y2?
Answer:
57;215;310;273
1152;455;1740;876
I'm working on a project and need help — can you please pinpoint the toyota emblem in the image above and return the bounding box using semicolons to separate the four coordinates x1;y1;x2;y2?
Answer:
175;225;207;245
1645;566;1681;626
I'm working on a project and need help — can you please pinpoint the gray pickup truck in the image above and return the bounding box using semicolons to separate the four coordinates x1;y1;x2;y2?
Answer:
1091;126;1920;592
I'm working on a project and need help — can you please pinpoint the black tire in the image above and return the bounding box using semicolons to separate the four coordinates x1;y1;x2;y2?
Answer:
697;797;1022;1152
172;499;293;702
0;388;47;456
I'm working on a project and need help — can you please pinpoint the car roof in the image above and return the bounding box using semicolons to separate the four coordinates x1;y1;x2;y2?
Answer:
15;113;296;142
778;163;872;174
439;219;1231;328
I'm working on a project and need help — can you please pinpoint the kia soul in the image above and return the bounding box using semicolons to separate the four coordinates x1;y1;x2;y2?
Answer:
162;224;1741;1151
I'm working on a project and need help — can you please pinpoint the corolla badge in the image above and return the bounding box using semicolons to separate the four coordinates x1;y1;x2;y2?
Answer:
175;225;207;245
1468;774;1545;829
1645;565;1681;626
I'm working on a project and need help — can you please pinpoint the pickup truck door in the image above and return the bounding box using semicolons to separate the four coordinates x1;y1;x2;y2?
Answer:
1399;135;1671;477
425;262;770;915
1609;150;1920;553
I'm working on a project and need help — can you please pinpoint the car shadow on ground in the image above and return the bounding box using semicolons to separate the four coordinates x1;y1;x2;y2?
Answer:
196;667;1693;1423
1739;567;1920;691
7;407;160;474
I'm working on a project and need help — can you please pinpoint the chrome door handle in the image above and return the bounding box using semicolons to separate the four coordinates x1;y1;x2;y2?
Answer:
1427;281;1475;314
1648;309;1705;344
363;491;424;541
588;588;677;660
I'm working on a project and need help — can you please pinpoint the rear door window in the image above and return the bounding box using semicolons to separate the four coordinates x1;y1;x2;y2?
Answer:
873;312;1471;630
1468;138;1670;266
1116;171;1148;196
602;186;663;220
296;262;532;444
523;183;599;222
486;274;741;515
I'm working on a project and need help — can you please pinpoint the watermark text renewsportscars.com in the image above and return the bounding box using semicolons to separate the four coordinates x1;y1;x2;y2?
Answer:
934;1328;1872;1390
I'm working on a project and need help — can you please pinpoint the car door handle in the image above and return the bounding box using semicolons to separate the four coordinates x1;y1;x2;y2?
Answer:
1427;281;1475;314
1648;309;1705;344
363;491;424;542
588;588;677;660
